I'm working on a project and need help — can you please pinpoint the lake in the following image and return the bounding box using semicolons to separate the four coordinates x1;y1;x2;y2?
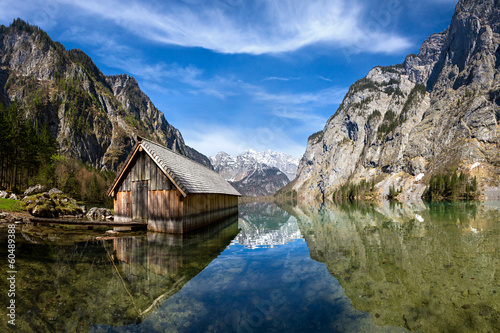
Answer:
1;201;499;332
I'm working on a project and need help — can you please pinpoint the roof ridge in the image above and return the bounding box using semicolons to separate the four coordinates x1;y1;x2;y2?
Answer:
144;145;188;194
141;137;220;174
139;138;240;196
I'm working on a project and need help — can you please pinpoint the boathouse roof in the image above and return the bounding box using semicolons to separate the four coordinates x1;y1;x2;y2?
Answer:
108;137;241;197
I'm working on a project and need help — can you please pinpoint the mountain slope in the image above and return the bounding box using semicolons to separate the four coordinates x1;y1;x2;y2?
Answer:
294;0;500;203
210;150;298;196
229;164;290;197
0;19;212;172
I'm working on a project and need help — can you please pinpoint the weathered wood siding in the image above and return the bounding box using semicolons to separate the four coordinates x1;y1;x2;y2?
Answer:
113;150;239;234
114;151;180;226
182;194;238;232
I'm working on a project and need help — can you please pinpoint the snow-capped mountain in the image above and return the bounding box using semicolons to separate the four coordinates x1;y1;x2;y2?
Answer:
210;150;299;196
234;202;302;248
211;150;299;182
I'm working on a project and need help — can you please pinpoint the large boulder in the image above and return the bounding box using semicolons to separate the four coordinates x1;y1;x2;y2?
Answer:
9;193;18;200
0;191;8;199
24;192;83;218
29;197;58;218
86;207;113;221
24;184;46;196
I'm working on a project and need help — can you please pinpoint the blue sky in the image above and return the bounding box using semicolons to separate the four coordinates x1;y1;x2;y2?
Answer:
0;0;456;158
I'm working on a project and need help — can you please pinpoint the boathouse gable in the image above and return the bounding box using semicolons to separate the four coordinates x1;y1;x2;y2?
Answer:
108;138;240;234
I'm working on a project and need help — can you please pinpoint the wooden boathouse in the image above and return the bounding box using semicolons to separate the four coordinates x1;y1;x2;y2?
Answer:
107;137;240;234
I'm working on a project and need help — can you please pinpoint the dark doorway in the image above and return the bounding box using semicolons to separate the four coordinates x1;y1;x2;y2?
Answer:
132;180;148;222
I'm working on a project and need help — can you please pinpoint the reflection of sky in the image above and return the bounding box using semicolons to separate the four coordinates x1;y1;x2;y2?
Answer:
94;204;408;332
100;237;405;333
234;216;303;249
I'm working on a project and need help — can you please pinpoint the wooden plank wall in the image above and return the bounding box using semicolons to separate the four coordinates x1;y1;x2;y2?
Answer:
147;189;183;233
116;151;173;193
182;194;238;232
115;151;179;226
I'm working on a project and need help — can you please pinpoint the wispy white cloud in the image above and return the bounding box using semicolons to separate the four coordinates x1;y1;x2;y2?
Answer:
48;19;345;158
271;108;326;130
55;0;412;55
0;0;61;29
182;125;254;157
262;76;300;82
59;28;238;99
318;76;333;82
249;85;347;106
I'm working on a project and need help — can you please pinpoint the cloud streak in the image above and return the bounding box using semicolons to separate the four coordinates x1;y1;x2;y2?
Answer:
57;0;412;55
262;76;300;82
249;85;347;107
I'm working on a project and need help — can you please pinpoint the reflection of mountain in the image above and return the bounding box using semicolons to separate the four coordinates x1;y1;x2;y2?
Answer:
2;216;238;332
292;202;500;332
235;202;302;248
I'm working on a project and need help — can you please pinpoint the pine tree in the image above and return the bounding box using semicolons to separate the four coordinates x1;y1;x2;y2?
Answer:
88;174;102;204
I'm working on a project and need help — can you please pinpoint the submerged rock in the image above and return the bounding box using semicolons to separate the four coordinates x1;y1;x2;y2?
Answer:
0;212;29;223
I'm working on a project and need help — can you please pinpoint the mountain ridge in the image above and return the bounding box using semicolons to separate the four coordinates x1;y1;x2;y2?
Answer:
293;0;500;203
0;19;212;172
210;149;299;196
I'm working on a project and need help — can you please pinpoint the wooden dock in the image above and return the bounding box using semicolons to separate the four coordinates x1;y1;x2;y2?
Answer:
29;217;147;230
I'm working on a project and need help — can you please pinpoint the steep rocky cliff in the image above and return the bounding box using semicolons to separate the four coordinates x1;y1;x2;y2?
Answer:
294;0;500;203
0;19;212;171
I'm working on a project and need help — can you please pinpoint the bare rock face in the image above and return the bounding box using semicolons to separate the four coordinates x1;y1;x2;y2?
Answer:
0;20;212;172
294;0;500;203
229;165;290;197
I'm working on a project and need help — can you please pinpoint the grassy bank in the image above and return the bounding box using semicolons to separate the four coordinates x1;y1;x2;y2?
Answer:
0;198;25;212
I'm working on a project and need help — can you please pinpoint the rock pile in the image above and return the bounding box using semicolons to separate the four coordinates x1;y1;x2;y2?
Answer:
0;212;29;224
86;207;113;221
23;188;84;218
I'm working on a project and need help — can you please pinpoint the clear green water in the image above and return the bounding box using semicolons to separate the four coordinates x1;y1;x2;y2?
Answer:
1;201;499;332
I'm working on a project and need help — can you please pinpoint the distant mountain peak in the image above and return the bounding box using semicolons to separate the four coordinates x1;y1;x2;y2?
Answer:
210;149;299;196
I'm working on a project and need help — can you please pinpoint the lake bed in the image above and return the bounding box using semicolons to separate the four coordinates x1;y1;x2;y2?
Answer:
1;201;498;332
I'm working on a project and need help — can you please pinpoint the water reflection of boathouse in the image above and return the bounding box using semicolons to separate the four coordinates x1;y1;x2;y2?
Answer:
108;137;240;234
109;215;240;321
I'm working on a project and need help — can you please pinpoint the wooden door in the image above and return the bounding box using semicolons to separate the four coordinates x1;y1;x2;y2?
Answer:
132;180;148;222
